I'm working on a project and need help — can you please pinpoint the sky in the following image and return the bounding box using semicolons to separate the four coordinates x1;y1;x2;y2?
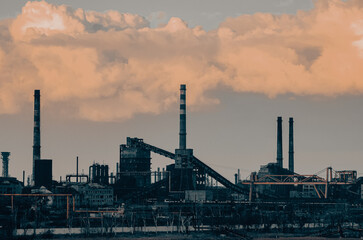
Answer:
0;0;362;184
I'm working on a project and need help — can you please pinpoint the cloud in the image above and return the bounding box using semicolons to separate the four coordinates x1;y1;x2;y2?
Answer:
10;0;149;41
0;0;363;121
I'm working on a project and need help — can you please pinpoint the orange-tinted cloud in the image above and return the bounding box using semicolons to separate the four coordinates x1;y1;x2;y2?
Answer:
1;0;363;121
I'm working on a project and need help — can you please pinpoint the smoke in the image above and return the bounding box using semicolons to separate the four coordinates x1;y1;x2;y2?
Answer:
1;0;363;121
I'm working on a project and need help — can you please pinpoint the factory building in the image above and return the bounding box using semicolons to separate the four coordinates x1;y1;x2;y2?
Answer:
0;177;22;194
31;90;53;190
55;183;113;208
73;183;113;207
254;116;294;198
170;84;205;192
119;144;151;186
24;87;363;203
172;84;196;192
114;144;151;197
243;117;362;200
0;151;22;194
89;163;109;185
1;86;363;239
6;87;363;206
34;159;52;189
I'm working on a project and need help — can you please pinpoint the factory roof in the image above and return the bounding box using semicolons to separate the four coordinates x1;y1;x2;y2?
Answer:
0;177;22;185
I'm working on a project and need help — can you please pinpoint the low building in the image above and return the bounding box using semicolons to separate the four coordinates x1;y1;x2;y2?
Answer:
0;177;22;194
55;183;113;208
185;190;213;202
81;183;113;207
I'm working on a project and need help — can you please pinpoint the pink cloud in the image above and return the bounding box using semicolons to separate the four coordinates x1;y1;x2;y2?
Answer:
0;0;363;121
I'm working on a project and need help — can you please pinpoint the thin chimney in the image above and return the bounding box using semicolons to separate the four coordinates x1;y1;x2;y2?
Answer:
76;156;79;183
33;90;41;184
289;117;294;172
276;116;283;168
179;84;187;149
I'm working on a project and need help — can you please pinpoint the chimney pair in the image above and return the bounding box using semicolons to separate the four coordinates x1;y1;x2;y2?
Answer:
276;116;294;172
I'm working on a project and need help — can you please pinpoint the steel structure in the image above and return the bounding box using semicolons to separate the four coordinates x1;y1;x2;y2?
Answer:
121;85;250;196
119;144;151;188
1;152;10;178
124;138;358;201
89;163;109;185
66;174;89;183
242;167;357;199
126;137;250;195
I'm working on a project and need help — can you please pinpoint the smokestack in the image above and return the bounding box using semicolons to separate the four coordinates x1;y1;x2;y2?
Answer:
76;156;79;183
1;152;10;178
179;84;187;149
33;90;41;184
23;170;25;186
276;116;283;168
289;117;294;172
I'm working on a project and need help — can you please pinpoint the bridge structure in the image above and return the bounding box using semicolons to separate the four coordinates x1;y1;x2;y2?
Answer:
126;137;251;196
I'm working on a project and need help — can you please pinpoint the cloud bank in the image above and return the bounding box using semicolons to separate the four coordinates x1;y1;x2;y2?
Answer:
1;0;363;121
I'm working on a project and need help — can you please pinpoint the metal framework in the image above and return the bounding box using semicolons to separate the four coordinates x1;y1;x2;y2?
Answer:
66;174;89;183
126;137;251;195
242;167;357;200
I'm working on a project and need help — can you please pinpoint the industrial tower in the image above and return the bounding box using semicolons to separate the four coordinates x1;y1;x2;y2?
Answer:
33;90;41;184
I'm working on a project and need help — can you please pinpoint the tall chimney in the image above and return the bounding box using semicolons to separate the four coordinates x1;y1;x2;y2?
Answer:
32;90;41;184
289;117;294;172
179;84;187;149
76;156;79;183
276;116;283;168
1;152;10;178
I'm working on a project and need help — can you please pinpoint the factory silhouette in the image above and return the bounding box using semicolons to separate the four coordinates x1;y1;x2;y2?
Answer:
0;85;362;238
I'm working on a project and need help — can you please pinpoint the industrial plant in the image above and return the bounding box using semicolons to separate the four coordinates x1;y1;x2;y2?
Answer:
0;85;362;239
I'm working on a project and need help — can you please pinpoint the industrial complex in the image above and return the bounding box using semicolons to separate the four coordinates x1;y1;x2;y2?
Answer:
0;85;362;239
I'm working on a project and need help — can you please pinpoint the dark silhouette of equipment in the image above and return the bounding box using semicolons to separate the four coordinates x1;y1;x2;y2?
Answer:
289;117;294;172
276;116;283;168
34;159;52;189
33;90;41;184
89;163;109;185
1;152;10;177
126;137;250;195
